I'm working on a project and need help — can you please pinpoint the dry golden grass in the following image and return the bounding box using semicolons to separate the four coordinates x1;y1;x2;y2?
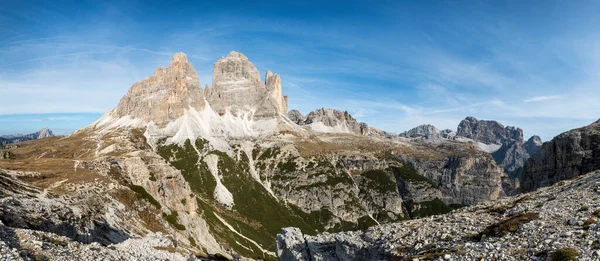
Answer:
0;129;105;189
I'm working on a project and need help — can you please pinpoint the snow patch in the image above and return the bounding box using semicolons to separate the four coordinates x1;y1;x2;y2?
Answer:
204;154;234;209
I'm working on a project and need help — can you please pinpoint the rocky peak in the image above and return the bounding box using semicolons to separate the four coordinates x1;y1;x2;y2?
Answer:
302;108;362;134
524;135;542;156
206;51;287;118
212;51;261;86
404;124;441;140
37;127;54;139
287;110;306;125
113;52;205;126
456;116;523;144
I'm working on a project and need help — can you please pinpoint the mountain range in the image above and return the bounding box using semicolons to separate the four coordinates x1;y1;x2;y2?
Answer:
0;52;598;261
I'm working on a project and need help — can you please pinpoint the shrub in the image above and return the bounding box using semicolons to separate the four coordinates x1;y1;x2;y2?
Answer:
475;212;539;240
130;185;161;209
551;247;579;261
162;211;186;230
579;205;589;212
583;218;596;229
594;209;600;218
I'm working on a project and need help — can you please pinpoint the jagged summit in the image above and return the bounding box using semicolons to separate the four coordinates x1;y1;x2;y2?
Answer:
101;51;289;130
113;52;204;127
457;116;523;144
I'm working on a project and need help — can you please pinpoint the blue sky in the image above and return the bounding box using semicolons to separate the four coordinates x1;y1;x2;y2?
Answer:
1;0;599;140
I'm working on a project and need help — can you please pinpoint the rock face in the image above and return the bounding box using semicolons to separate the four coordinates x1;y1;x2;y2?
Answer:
287;110;306;125
524;135;542;155
401;153;506;206
457;116;523;144
439;129;456;139
455;117;542;193
36;127;54;139
206;51;288;118
300;108;363;134
403;124;441;141
276;169;600;261
114;53;205;127
522;119;600;191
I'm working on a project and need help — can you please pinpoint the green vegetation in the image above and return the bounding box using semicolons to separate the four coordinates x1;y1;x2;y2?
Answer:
473;212;539;240
407;198;453;218
257;147;280;160
551;247;579;261
393;165;437;187
189;237;197;247
277;160;297;173
130;185;161;209
361;169;397;194
579;205;589;211
162;211;186;230
583;218;596;229
148;172;157;181
157;139;217;199
593;208;600;218
488;205;511;214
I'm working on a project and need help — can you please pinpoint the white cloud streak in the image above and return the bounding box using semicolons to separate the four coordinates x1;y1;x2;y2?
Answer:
522;95;563;103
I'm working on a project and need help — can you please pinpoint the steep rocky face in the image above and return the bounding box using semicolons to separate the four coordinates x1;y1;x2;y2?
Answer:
114;53;205;127
277;169;600;261
522;119;600;191
524;135;542;155
206;51;288;118
457;116;523;144
400;153;506;206
491;141;529;176
455;117;541;193
403;124;441;141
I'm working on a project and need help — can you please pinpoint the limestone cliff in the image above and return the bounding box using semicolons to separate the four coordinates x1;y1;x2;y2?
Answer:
522;119;600;191
206;51;288;118
114;53;205;127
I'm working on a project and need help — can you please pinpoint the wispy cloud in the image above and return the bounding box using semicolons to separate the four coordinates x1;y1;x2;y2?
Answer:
522;95;563;103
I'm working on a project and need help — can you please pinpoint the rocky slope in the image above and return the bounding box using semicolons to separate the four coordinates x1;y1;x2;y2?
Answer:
0;52;511;260
522;119;600;192
277;168;600;261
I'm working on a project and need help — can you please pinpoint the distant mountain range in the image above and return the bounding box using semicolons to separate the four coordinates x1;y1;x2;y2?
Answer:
0;127;54;147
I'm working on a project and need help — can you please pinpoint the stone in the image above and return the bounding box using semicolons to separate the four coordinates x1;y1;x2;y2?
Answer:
456;116;523;144
524;135;542;156
113;52;205;127
522;119;600;191
206;51;287;119
403;124;441;141
275;228;309;261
